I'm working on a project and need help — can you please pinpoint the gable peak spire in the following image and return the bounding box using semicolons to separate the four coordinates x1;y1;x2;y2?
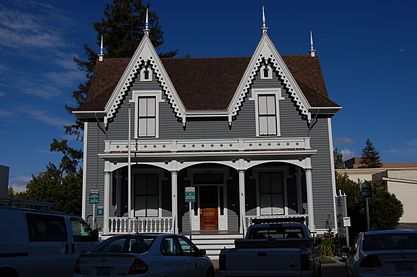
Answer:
262;6;268;33
99;35;104;62
309;31;316;57
143;8;149;35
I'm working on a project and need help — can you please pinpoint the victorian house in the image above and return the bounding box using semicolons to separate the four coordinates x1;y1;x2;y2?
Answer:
74;9;340;257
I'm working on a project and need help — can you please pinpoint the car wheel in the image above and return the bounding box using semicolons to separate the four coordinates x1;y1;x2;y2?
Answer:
0;268;19;277
206;267;214;277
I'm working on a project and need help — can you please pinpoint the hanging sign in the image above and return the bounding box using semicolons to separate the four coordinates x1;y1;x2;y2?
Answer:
97;206;104;216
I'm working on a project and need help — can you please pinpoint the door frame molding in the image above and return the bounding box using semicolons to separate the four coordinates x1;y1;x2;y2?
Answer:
186;167;229;231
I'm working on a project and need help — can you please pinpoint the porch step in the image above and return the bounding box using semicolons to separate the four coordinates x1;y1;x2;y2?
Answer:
189;234;242;260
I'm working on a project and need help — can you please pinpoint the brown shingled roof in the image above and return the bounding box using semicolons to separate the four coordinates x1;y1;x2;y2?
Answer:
78;55;339;111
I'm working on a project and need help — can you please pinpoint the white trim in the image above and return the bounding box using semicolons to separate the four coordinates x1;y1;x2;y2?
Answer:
82;122;88;220
132;90;163;139
328;117;338;233
188;167;229;231
228;33;312;122
252;166;289;217
260;65;273;79
103;36;186;126
251;88;284;137
140;67;152;82
131;168;166;218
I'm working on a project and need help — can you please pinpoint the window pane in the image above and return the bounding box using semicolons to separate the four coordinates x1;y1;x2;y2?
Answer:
260;195;272;215
177;237;197;255
267;116;277;135
259;116;268;135
138;98;147;116
26;214;67;242
138;118;147;137
259;173;271;193
135;175;146;195
147;97;156;116
271;194;284;214
71;218;92;242
271;173;283;193
258;96;267;115
135;196;146;216
147;118;156;137
146;196;158;217
161;237;180;255
267;95;276;114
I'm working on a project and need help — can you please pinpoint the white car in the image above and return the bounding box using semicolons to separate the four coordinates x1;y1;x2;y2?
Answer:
350;229;417;277
74;233;214;277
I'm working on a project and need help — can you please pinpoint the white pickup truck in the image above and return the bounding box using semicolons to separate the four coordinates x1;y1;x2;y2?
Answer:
218;220;321;277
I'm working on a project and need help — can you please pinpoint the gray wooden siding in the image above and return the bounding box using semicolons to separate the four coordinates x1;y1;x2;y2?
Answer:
85;121;106;228
309;117;335;229
84;63;335;231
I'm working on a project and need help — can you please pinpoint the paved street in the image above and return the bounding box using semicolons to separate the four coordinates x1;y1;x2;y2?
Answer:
213;261;350;277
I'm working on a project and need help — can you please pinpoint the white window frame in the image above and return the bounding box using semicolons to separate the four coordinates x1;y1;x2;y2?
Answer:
250;88;284;137
133;90;163;139
140;67;153;82
260;65;273;79
252;166;289;217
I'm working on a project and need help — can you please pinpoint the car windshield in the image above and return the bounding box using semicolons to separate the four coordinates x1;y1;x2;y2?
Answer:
363;233;417;251
249;226;305;239
93;235;156;254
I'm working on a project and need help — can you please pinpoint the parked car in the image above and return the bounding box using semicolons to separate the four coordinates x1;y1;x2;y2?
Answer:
218;219;321;277
0;204;99;277
74;233;214;277
349;229;417;277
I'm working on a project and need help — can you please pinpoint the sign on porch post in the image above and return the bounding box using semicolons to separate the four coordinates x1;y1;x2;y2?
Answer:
185;187;195;240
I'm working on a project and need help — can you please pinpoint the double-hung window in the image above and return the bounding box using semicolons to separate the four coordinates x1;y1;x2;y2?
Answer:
258;95;277;135
251;88;284;136
259;172;284;215
134;174;159;217
138;97;156;137
133;90;161;138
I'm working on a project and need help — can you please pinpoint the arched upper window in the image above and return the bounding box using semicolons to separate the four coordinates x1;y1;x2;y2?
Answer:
260;65;273;80
140;67;152;82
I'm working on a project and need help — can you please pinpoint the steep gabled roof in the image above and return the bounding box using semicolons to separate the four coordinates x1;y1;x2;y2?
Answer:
78;55;338;112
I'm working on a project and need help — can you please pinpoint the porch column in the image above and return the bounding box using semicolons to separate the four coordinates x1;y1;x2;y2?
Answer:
238;170;246;233
295;168;303;214
103;170;112;234
171;171;178;234
305;168;315;232
115;175;123;217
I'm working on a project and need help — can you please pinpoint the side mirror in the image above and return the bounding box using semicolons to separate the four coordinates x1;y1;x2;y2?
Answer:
91;229;99;241
314;237;322;246
198;249;207;256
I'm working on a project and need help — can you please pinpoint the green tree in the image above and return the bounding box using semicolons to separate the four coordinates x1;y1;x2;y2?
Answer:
359;138;383;168
336;172;403;242
333;148;345;169
66;0;176;138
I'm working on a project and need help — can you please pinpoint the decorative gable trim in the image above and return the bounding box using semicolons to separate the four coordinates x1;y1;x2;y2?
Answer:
103;36;186;126
228;33;312;122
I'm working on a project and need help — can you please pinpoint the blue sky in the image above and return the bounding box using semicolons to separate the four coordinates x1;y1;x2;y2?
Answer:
1;0;417;191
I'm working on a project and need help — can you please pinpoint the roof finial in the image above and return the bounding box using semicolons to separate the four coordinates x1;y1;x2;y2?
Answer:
262;6;268;33
309;31;316;57
99;35;104;62
143;8;149;35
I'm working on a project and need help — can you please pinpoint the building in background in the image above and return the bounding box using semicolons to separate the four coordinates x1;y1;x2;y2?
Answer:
0;165;9;198
337;160;417;224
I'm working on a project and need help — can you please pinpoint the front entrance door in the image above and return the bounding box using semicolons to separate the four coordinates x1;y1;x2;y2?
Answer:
199;186;218;230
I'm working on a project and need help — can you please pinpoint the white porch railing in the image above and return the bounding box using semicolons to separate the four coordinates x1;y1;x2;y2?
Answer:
245;214;308;228
108;217;173;234
104;137;311;154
